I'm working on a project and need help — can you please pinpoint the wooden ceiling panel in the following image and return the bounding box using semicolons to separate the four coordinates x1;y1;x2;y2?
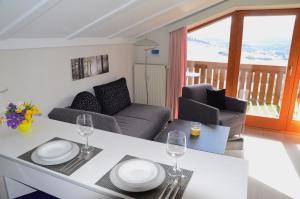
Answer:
120;0;224;38
76;0;180;38
0;0;225;44
0;0;41;30
12;0;130;38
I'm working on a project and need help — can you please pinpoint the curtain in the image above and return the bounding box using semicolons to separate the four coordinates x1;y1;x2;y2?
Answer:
166;27;187;120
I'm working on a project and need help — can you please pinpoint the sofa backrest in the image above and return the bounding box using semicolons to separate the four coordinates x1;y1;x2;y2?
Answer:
182;84;213;104
48;108;122;134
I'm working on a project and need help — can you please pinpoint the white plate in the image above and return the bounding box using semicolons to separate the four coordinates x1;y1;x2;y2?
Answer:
31;142;80;166
36;140;73;160
110;159;166;192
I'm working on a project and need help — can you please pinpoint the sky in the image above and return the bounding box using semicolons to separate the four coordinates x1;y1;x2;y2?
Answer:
243;15;295;44
188;15;296;44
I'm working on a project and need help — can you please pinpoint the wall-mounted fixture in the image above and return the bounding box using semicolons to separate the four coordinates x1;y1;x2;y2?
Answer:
135;38;159;104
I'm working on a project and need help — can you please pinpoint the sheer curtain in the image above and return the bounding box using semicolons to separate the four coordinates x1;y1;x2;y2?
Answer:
166;27;187;120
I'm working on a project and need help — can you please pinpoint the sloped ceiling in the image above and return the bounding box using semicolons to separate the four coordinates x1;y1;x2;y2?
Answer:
0;0;224;49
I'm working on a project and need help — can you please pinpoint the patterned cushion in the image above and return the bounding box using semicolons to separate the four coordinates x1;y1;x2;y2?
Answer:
71;91;102;113
93;78;131;115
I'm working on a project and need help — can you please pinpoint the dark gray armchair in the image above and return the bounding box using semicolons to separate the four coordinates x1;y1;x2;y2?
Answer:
178;84;247;139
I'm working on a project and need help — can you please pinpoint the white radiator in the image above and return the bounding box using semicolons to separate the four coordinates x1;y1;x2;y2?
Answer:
133;63;167;107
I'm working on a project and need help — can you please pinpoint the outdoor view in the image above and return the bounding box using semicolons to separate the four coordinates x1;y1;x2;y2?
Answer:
187;17;231;63
187;15;297;118
188;16;294;66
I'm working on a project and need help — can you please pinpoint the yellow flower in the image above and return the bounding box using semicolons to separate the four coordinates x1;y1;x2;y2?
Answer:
31;106;41;115
25;114;31;120
27;118;33;123
16;109;23;113
0;116;4;125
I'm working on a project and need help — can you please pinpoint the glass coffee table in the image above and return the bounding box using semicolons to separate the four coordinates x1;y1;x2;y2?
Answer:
154;119;230;154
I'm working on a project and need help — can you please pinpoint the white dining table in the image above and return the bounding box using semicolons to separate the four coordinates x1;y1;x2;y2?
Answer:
0;117;248;199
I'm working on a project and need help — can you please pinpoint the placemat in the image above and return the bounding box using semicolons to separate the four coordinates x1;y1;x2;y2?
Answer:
95;155;193;199
18;137;102;176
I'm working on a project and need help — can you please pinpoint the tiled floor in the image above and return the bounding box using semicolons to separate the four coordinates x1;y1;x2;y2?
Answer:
225;128;300;199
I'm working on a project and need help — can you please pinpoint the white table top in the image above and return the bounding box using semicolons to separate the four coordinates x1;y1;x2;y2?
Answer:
0;117;248;199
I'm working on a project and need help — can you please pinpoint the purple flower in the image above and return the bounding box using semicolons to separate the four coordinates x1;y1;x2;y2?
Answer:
8;103;16;110
6;112;24;129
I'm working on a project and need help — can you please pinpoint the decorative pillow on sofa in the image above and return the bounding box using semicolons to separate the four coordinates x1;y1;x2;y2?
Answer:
206;89;226;110
70;91;102;113
93;78;131;115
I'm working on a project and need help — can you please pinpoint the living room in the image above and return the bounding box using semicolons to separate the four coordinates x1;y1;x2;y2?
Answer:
0;0;300;199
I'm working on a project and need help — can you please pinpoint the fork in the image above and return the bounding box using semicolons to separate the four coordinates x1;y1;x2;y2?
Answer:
59;152;85;173
157;179;172;199
164;177;179;199
171;176;187;199
66;152;93;173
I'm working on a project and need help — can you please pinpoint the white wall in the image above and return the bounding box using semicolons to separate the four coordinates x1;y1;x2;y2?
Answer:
0;44;134;115
135;28;169;66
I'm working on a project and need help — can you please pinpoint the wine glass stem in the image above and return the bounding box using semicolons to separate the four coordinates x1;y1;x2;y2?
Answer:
85;136;89;149
174;158;178;172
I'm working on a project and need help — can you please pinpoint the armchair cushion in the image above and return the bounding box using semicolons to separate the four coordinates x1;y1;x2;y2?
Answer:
219;110;245;126
219;110;246;138
182;84;213;103
225;96;247;113
206;89;226;110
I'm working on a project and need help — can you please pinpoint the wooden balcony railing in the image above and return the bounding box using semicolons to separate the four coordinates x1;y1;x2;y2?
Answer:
187;60;286;106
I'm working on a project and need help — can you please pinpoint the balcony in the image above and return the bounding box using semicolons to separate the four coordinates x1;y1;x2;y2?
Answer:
186;60;288;118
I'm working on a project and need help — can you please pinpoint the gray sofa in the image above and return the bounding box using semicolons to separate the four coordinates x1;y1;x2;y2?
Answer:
48;79;170;140
178;84;247;138
49;104;170;140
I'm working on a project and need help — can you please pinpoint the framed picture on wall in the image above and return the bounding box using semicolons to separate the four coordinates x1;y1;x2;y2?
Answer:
71;54;109;81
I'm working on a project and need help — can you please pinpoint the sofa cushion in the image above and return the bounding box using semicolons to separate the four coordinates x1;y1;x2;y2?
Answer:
114;115;157;140
71;91;102;113
114;103;170;136
206;89;226;110
93;78;131;115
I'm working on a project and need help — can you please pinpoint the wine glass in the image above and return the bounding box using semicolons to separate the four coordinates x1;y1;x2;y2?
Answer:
76;114;94;153
166;130;187;177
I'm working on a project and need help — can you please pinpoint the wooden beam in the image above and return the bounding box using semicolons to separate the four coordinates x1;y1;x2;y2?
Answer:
133;0;223;38
226;11;244;97
108;1;185;38
65;0;138;39
0;0;62;40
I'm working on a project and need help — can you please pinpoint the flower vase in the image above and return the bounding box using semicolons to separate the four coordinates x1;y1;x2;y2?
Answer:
17;122;32;134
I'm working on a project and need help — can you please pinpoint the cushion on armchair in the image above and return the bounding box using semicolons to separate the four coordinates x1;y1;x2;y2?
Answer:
182;84;213;103
71;91;102;113
93;78;131;115
206;89;226;110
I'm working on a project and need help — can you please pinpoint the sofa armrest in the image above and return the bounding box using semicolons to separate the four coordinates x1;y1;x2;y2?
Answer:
178;97;219;125
225;97;247;113
48;108;122;134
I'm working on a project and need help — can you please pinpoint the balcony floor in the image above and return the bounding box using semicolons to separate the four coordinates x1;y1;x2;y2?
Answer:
247;102;280;118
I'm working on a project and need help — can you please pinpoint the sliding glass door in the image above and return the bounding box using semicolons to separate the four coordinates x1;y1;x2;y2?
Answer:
238;14;297;130
188;9;300;132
